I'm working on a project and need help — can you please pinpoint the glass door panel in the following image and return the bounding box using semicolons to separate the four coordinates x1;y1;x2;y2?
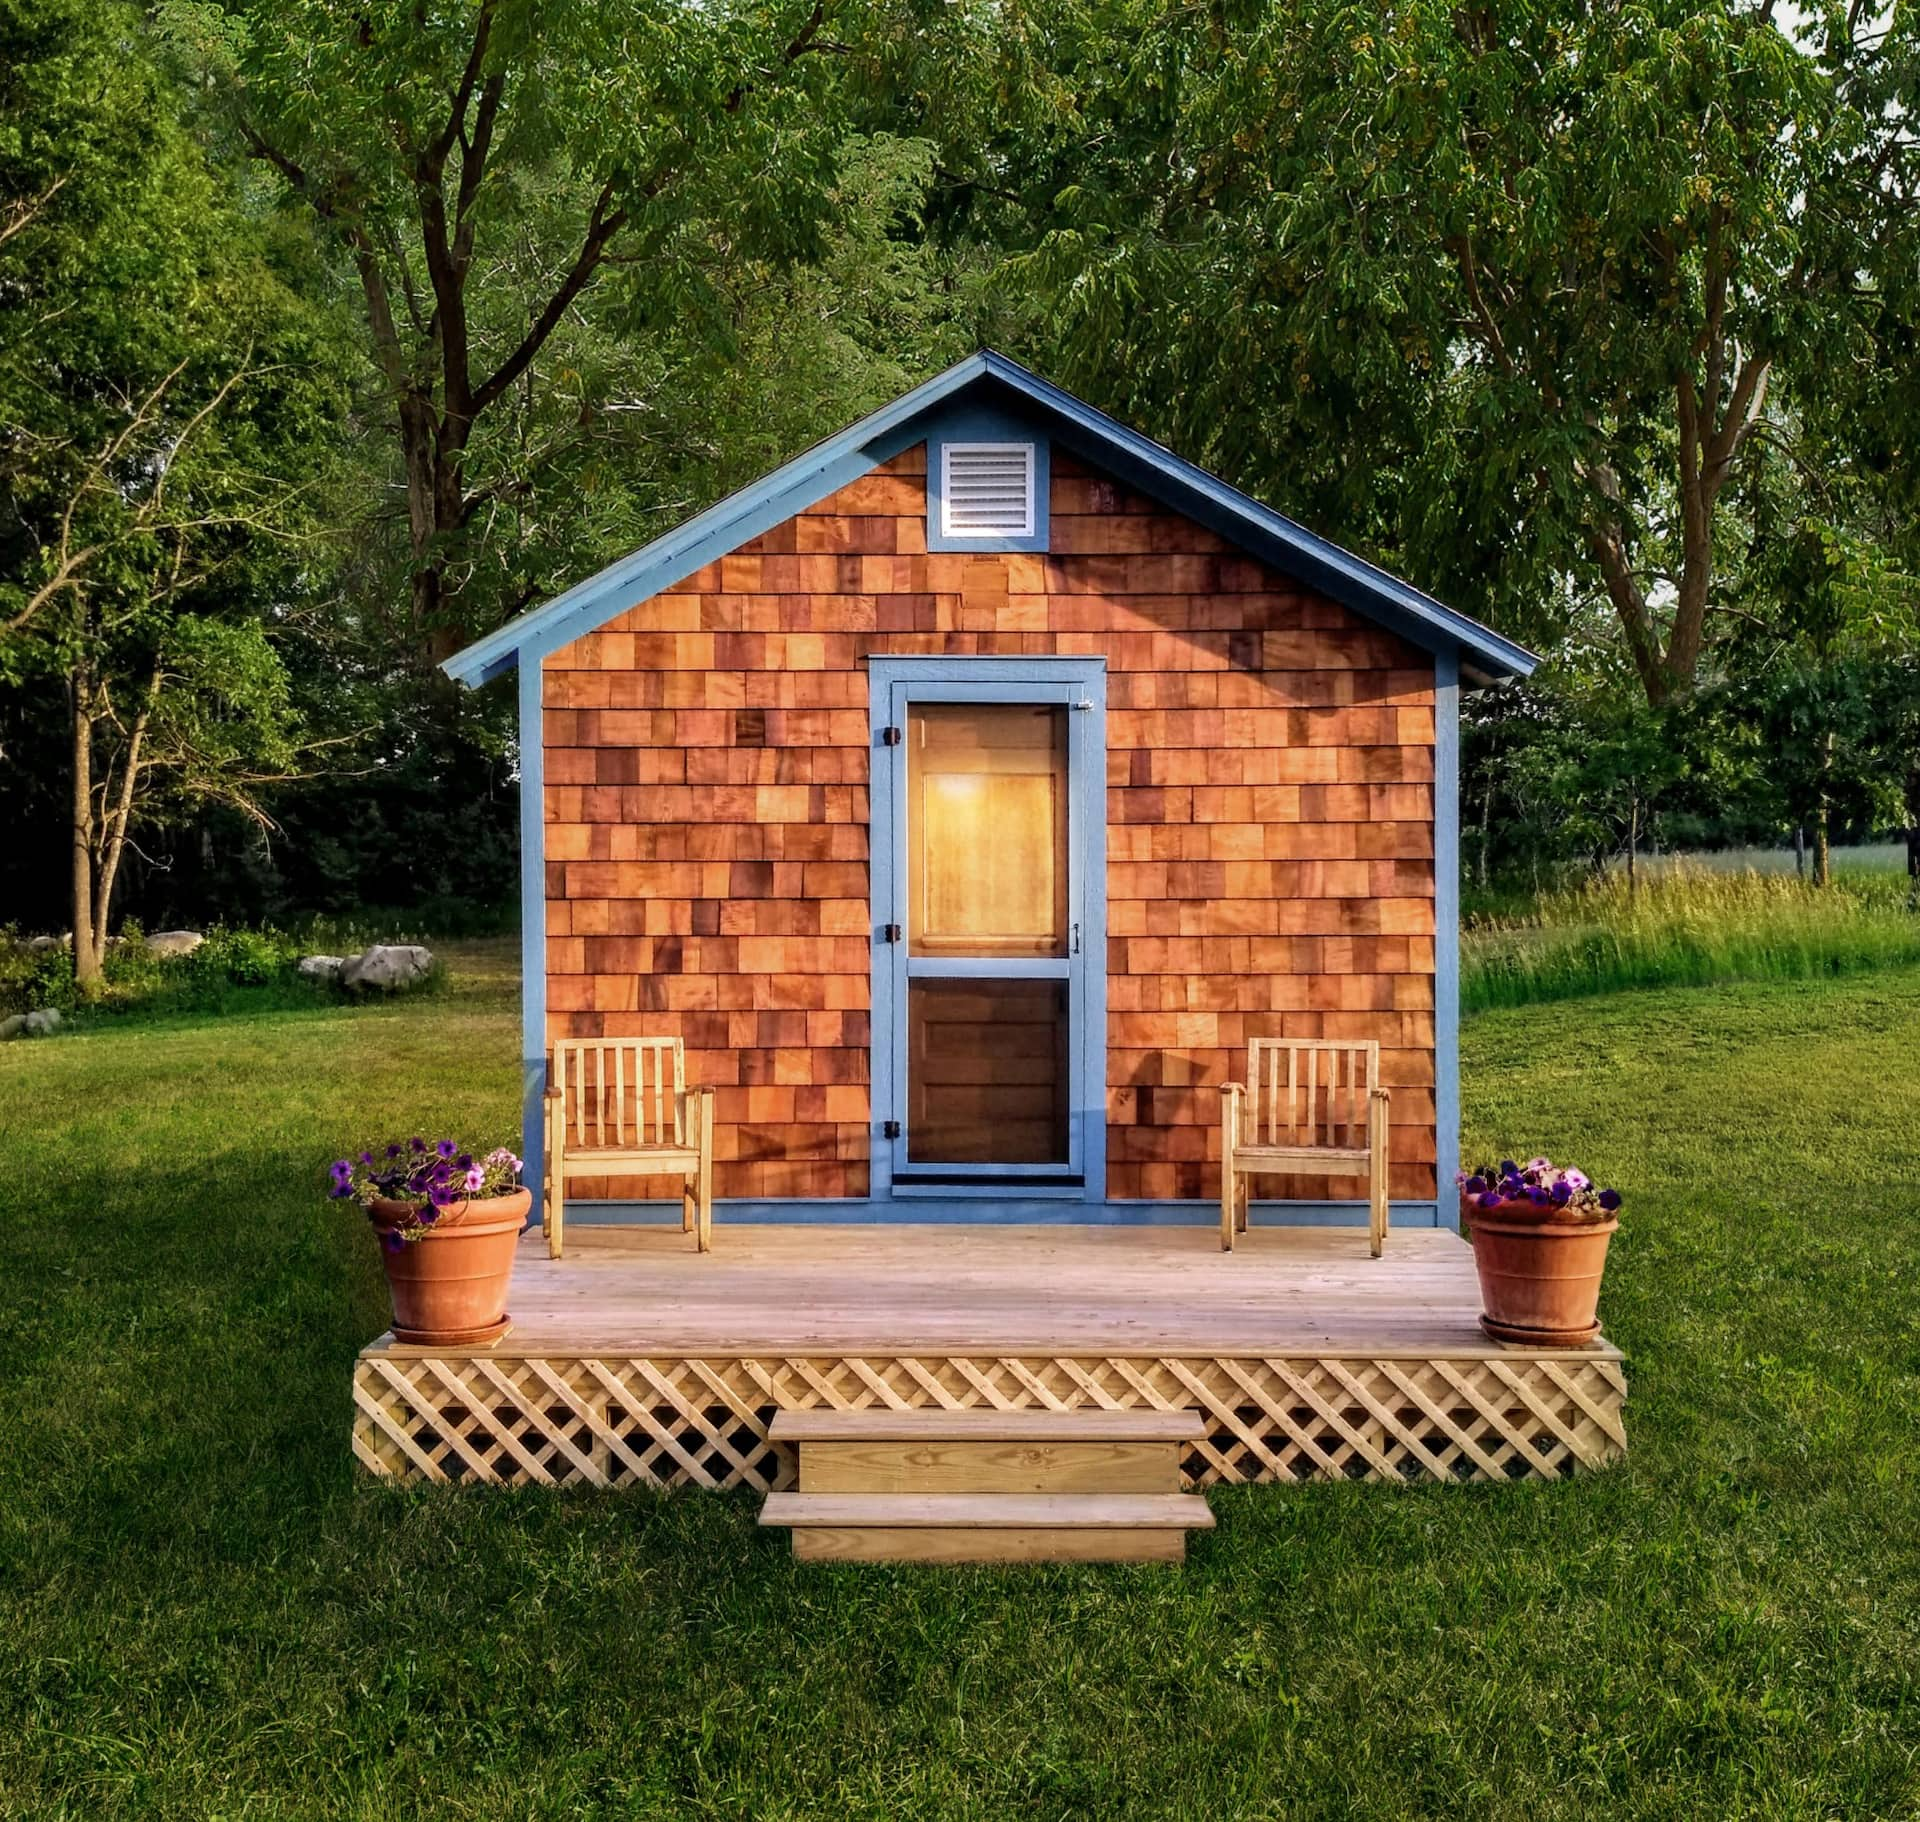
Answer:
907;978;1068;1165
907;703;1067;959
899;699;1074;1175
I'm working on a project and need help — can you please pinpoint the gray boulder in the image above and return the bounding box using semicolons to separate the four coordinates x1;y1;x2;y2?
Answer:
146;930;204;958
24;934;70;954
341;944;435;993
0;1014;24;1040
297;954;346;982
22;1008;62;1036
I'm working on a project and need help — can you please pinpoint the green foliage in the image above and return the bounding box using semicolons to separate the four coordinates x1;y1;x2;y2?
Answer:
1463;864;1920;1009
987;0;1919;702
4;959;1920;1814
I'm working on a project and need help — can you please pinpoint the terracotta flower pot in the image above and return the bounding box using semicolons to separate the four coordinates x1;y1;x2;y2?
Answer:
369;1188;531;1345
1465;1197;1618;1347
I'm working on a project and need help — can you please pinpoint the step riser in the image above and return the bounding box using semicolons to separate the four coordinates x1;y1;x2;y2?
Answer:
792;1526;1186;1565
798;1439;1179;1496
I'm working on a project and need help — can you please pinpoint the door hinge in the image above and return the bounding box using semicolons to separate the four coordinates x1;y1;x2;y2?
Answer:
881;725;903;746
882;1119;901;1139
882;922;902;945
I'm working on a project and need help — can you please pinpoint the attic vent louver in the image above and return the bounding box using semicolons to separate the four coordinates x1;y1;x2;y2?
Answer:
940;442;1036;538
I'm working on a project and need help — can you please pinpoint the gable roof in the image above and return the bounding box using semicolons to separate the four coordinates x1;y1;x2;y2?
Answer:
441;350;1537;688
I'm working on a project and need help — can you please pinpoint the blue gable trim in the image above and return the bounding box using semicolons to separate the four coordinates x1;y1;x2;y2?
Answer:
442;351;1537;688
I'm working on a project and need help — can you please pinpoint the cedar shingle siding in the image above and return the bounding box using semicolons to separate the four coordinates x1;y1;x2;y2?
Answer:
543;447;1437;1204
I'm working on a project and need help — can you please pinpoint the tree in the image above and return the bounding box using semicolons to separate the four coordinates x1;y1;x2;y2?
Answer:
170;0;872;658
990;0;1914;704
0;0;349;982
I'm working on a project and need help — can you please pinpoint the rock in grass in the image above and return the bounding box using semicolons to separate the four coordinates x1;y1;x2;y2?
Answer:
341;945;435;993
0;1014;24;1040
297;954;346;982
24;933;70;954
146;930;205;958
22;1008;61;1036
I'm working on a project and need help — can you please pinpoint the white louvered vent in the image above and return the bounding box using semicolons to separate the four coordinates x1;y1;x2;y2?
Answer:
940;442;1036;538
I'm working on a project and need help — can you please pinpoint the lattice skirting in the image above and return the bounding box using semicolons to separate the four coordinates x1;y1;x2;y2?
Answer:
351;1351;1627;1487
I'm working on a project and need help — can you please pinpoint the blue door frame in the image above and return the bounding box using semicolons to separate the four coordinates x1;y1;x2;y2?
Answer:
867;656;1108;1207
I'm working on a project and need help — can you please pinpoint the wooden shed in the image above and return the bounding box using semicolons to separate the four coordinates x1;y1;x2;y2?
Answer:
443;352;1535;1230
353;356;1633;1508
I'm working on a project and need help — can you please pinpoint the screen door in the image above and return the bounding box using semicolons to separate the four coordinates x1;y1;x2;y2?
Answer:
882;688;1088;1184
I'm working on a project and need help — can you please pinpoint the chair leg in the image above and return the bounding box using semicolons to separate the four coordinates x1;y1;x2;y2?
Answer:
1368;1089;1390;1258
1237;1173;1251;1233
547;1140;565;1260
695;1088;714;1252
1219;1089;1237;1251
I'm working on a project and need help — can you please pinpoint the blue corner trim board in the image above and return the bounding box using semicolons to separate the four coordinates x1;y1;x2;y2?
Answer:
518;657;547;1213
440;351;1538;689
1434;649;1461;1229
563;1197;1447;1229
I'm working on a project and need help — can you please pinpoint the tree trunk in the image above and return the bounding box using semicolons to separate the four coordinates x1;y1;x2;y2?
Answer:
1814;731;1834;889
1904;764;1920;912
1793;824;1806;881
1477;778;1493;890
69;666;100;988
1625;788;1639;898
91;676;155;956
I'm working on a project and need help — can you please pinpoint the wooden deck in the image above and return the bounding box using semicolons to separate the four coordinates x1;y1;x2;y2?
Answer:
353;1224;1628;1489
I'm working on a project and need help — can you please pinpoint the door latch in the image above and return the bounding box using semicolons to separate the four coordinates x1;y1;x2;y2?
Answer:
882;923;902;945
881;725;903;746
882;1120;901;1140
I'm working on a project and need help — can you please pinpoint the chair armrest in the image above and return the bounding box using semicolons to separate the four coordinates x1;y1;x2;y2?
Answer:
1218;1081;1246;1100
1369;1086;1392;1104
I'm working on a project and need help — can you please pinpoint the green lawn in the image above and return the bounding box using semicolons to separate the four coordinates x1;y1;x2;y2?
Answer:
4;949;1919;1819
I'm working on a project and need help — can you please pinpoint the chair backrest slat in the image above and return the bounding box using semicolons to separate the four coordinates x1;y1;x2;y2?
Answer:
552;1037;687;1150
1245;1038;1380;1152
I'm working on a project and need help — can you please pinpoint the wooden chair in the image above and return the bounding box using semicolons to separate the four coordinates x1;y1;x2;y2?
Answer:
544;1037;714;1259
1219;1039;1391;1256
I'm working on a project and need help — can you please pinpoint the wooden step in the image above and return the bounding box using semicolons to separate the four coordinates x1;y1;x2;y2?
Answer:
771;1407;1203;1497
761;1492;1215;1565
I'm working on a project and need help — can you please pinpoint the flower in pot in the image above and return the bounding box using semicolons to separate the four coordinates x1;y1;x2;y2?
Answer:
1458;1156;1622;1348
330;1138;529;1346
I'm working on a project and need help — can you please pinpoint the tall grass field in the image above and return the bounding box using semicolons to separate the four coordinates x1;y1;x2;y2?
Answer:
1464;859;1920;1010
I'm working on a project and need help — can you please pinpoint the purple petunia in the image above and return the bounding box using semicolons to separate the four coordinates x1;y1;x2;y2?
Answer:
409;1137;426;1153
436;1139;457;1159
1478;1190;1501;1208
1465;1175;1487;1197
385;1143;402;1159
328;1182;353;1199
1598;1188;1622;1211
